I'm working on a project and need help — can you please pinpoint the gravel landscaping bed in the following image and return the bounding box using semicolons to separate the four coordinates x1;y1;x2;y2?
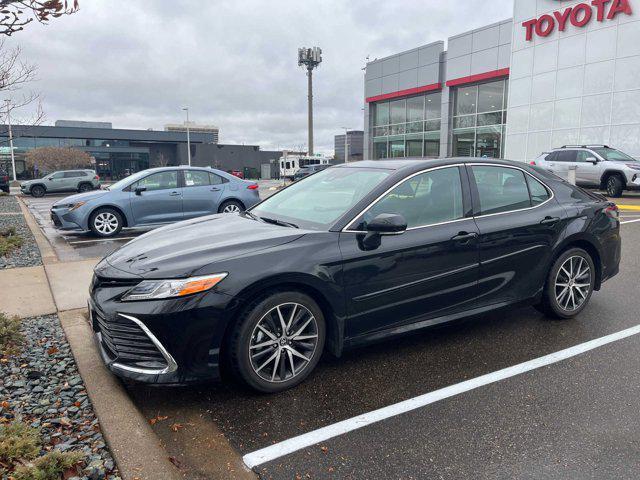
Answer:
0;314;120;479
0;196;42;270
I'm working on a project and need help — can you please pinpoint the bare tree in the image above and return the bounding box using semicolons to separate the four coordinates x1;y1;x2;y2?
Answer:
0;40;43;125
155;151;170;167
25;146;91;172
0;0;79;37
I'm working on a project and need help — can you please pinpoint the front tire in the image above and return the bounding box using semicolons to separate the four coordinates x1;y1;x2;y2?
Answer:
89;208;123;238
228;291;325;393
219;199;244;214
537;248;595;320
605;175;624;198
30;185;46;198
78;182;92;193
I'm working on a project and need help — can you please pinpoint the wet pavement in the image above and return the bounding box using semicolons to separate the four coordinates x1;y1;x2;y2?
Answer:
124;215;640;479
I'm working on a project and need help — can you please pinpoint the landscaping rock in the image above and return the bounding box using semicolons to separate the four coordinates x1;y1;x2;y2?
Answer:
0;196;42;269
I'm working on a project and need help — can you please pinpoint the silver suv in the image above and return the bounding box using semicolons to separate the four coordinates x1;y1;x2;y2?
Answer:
533;145;640;197
21;169;101;197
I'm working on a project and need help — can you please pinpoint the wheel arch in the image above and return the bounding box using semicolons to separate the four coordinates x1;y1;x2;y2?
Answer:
600;170;627;189
553;235;603;290
218;197;246;212
88;204;129;228
220;274;344;359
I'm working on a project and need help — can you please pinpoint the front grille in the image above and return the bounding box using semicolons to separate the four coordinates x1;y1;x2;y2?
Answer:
93;311;169;372
91;275;140;294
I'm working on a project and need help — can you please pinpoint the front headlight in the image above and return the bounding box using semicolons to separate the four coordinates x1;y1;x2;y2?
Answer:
121;273;228;301
68;201;86;211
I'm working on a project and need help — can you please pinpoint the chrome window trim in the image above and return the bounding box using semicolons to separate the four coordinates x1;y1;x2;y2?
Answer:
342;164;466;233
109;313;178;376
341;162;554;233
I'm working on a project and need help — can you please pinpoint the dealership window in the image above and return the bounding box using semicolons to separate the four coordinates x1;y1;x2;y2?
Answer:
371;91;442;159
452;79;507;159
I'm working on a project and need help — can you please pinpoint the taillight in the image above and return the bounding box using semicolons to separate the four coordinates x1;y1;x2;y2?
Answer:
605;205;619;220
95;175;100;181
529;161;536;165
247;184;259;190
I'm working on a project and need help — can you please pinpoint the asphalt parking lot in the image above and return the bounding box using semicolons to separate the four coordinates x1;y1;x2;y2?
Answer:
121;212;640;479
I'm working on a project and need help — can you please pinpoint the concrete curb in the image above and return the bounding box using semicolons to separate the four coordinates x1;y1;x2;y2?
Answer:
16;195;59;265
59;309;183;480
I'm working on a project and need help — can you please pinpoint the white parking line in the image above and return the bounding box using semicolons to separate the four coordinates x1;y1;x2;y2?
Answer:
67;237;136;245
242;324;640;469
621;218;640;225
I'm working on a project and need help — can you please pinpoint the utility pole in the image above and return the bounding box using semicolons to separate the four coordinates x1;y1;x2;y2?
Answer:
4;99;16;182
298;47;322;156
182;107;191;166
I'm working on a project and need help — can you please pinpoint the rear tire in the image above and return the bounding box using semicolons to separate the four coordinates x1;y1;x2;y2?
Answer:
89;207;123;238
78;182;92;193
605;175;624;198
228;291;325;393
219;199;244;214
30;185;46;198
537;248;595;320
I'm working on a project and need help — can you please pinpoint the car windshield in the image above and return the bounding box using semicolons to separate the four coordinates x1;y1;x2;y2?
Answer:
592;148;637;162
251;167;391;230
106;170;153;190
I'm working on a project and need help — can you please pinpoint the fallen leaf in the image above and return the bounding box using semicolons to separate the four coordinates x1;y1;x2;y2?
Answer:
320;446;328;454
170;423;183;432
47;346;59;355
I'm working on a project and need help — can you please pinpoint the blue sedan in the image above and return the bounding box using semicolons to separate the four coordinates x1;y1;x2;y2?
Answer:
50;166;261;237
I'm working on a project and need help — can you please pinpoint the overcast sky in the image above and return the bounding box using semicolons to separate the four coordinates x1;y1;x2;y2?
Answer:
8;0;513;154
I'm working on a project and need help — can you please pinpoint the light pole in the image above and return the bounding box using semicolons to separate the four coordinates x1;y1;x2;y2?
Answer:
182;107;191;166
4;99;16;182
298;47;322;156
341;127;351;163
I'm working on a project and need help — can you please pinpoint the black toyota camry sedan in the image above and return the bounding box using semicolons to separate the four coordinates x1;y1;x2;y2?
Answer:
89;159;621;392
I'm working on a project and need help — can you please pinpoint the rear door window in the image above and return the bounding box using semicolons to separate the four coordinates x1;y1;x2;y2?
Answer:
555;150;578;163
184;170;211;187
471;166;532;215
526;175;551;206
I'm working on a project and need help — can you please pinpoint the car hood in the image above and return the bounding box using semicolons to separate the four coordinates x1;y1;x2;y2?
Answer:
98;214;306;279
53;190;109;207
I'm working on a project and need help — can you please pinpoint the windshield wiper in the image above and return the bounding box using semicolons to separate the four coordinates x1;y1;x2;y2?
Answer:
242;210;260;221
259;216;299;229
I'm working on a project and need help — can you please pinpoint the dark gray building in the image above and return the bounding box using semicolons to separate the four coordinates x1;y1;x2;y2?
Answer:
0;122;282;180
334;130;364;162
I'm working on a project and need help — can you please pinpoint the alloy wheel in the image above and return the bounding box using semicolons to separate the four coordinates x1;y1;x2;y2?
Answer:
94;212;119;235
248;303;319;383
607;179;616;196
223;203;241;214
554;255;592;312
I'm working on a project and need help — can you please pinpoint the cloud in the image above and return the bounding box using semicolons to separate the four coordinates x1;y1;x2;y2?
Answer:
5;0;513;154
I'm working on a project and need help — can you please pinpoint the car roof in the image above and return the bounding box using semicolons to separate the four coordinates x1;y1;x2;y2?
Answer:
335;158;532;173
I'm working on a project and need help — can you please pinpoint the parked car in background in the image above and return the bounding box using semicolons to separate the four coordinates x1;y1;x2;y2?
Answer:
89;159;620;392
21;169;101;197
0;169;9;193
532;145;640;197
229;170;244;179
293;164;331;181
50;166;260;237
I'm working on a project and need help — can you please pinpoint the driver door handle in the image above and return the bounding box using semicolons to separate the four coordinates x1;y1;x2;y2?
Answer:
169;191;181;197
451;231;478;242
540;216;560;225
210;187;220;191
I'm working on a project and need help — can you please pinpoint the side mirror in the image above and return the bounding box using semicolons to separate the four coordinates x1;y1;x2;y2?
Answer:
134;186;147;196
360;213;407;250
586;157;598;165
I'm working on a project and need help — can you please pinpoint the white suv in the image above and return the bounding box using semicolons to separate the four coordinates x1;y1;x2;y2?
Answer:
532;145;640;197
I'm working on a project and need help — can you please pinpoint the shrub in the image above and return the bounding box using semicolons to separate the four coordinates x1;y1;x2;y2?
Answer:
0;312;23;355
13;450;84;480
0;421;41;463
0;226;23;256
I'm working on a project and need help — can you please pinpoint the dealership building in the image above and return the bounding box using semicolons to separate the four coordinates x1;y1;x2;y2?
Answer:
364;0;640;162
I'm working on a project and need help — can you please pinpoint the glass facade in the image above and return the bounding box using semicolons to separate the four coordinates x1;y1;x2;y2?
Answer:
371;91;442;159
452;79;508;158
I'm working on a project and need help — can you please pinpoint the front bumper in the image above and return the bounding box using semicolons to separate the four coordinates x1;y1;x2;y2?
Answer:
50;207;85;231
89;280;238;385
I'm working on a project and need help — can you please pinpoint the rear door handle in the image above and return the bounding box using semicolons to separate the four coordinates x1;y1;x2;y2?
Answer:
169;191;181;197
451;232;478;242
210;187;220;191
540;216;560;225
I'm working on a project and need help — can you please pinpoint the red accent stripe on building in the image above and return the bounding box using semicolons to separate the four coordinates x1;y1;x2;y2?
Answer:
366;83;441;103
445;68;510;88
